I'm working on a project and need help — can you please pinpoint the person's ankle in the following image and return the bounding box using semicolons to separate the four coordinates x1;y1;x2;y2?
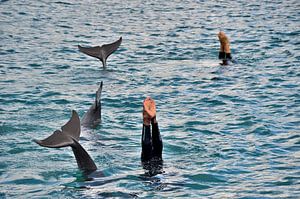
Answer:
143;117;151;126
151;117;157;124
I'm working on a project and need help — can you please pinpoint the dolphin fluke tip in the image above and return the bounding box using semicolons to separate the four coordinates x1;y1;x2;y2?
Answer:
33;139;47;147
32;139;41;145
71;110;77;115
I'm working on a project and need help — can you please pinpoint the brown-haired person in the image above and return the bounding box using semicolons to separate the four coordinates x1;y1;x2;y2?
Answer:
218;31;233;65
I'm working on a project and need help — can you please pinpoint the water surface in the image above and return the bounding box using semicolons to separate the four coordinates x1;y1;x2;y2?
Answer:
0;0;300;198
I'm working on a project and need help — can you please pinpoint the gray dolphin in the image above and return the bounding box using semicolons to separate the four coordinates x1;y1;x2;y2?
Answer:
33;110;97;175
78;37;122;68
81;82;103;128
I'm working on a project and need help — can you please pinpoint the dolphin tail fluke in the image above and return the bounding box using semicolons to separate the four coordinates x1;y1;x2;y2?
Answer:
34;110;97;174
78;37;122;68
33;110;81;148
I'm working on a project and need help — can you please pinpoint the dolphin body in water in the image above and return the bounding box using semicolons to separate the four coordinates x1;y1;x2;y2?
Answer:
33;110;98;175
81;82;103;128
78;37;122;68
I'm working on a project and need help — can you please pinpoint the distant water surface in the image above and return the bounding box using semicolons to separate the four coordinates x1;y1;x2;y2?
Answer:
0;0;300;198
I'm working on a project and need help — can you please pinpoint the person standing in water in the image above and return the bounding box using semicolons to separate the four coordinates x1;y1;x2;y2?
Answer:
141;97;163;176
218;31;232;65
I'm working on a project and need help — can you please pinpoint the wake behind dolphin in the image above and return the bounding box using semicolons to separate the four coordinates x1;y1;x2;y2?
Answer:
81;82;103;128
78;37;122;68
33;110;97;175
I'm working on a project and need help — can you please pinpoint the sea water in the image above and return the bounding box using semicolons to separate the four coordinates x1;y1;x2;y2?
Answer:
0;0;299;198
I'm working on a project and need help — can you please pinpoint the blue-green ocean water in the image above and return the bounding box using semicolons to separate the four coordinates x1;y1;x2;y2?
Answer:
1;0;300;198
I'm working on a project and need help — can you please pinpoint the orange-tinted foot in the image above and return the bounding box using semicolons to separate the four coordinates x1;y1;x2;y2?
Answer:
218;31;231;54
143;97;156;126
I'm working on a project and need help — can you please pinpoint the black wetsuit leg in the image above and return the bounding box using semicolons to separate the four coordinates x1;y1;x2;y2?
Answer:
151;121;163;159
219;52;226;59
219;52;233;65
141;124;152;162
226;53;232;60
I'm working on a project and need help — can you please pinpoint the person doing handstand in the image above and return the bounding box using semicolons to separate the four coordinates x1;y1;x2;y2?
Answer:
141;97;163;176
218;31;232;65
